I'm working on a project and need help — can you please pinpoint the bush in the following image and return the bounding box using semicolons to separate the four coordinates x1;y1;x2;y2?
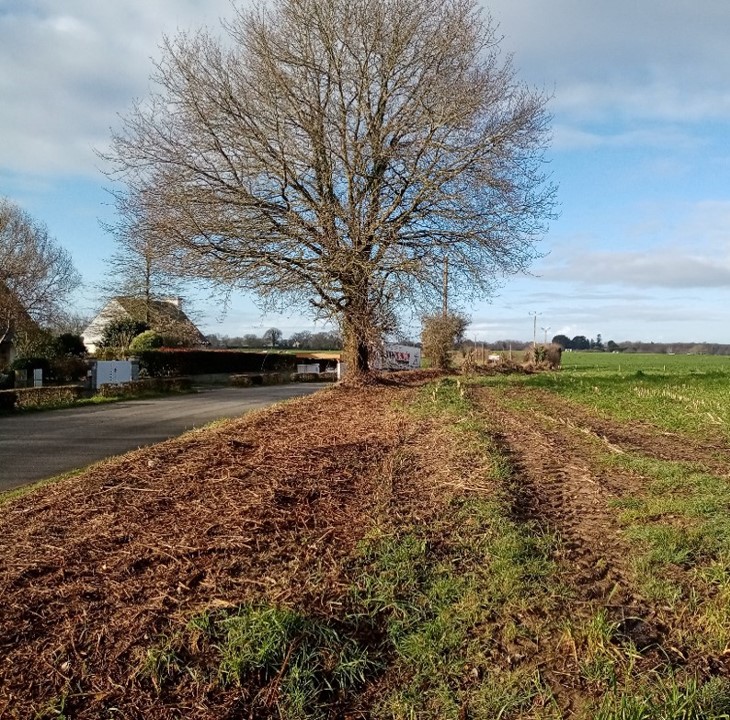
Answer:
11;357;53;383
129;330;164;352
421;313;469;370
0;370;14;390
55;333;87;356
100;318;150;350
523;343;562;369
50;356;90;383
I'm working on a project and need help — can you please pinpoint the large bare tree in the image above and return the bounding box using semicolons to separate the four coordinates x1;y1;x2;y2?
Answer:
107;0;556;375
102;230;184;325
0;198;81;348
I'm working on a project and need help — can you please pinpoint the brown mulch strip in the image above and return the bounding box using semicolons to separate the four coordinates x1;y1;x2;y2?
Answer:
0;381;444;718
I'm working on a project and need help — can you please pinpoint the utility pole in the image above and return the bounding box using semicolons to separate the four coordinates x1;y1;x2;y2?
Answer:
529;311;541;347
442;257;449;317
541;326;551;345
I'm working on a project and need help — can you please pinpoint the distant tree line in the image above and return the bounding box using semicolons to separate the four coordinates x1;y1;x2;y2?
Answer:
551;335;730;355
462;335;730;356
206;329;342;351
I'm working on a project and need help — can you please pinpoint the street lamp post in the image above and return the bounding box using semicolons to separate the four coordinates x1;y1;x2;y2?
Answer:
541;326;551;345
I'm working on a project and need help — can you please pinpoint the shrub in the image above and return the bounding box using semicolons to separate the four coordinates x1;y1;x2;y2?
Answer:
421;313;469;370
99;318;149;350
55;333;87;356
50;356;90;383
523;343;562;369
0;370;14;390
129;330;164;352
10;357;52;382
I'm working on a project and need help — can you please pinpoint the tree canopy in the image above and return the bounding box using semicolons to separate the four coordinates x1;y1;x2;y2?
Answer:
107;0;556;375
0;198;81;347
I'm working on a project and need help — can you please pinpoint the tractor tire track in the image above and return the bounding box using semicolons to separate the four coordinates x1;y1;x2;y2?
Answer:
473;386;666;648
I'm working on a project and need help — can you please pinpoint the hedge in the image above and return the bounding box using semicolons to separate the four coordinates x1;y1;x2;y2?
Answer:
137;350;302;377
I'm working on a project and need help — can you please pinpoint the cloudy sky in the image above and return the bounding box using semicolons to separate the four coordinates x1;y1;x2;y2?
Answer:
1;1;730;343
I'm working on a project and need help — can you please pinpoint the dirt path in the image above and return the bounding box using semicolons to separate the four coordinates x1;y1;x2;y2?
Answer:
0;373;455;719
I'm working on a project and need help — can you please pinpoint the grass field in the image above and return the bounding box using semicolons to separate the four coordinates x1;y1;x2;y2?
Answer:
561;350;730;374
513;351;730;440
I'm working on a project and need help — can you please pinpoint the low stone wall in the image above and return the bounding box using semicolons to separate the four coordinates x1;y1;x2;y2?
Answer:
96;377;192;398
0;385;85;411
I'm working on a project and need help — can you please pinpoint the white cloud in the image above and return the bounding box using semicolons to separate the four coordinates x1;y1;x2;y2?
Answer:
552;124;700;152
487;0;730;125
540;252;730;289
0;1;234;176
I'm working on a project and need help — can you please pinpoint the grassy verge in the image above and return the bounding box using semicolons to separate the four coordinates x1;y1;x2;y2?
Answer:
0;467;86;507
135;379;560;718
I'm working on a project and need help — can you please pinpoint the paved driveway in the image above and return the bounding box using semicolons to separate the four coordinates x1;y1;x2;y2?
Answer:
0;384;329;491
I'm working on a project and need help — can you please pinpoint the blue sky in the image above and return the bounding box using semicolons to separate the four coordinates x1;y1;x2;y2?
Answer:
1;1;729;343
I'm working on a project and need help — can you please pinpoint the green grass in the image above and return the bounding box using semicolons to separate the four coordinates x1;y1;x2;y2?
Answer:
0;468;86;507
348;380;561;717
480;352;730;439
142;604;376;719
349;498;558;718
605;453;730;650
561;351;730;374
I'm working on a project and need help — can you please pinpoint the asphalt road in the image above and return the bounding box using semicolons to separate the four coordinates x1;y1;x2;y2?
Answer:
0;384;329;491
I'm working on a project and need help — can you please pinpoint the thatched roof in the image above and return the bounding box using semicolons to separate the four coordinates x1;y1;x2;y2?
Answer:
82;296;207;352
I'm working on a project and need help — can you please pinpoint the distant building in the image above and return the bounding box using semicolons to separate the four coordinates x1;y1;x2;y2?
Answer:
82;296;207;353
0;281;39;368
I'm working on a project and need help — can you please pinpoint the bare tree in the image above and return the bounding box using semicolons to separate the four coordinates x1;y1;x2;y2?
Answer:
102;204;187;325
107;0;556;376
0;198;81;346
262;327;283;347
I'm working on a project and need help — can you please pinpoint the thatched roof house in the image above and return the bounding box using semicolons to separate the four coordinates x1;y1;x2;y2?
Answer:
82;296;207;353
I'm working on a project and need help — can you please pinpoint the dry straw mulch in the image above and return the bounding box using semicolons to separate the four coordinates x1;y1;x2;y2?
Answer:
0;376;461;718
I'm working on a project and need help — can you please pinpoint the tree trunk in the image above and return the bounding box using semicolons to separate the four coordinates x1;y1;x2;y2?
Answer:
341;314;372;379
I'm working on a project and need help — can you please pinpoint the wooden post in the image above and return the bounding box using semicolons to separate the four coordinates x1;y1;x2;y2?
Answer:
442;257;448;317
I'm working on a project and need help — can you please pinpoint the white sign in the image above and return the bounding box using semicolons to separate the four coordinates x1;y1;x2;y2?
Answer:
33;368;43;387
378;344;421;370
